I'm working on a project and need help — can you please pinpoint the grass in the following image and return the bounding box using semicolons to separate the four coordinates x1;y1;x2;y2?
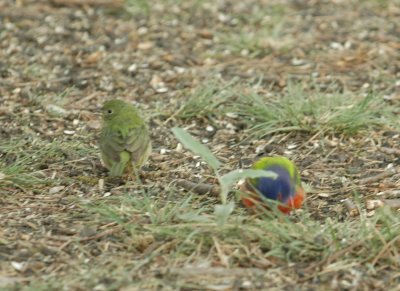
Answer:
77;190;399;289
176;79;235;120
231;83;397;138
214;3;292;58
0;137;97;189
62;128;398;288
217;30;274;58
3;66;398;291
177;80;398;138
7;198;400;289
2;0;399;289
123;0;214;18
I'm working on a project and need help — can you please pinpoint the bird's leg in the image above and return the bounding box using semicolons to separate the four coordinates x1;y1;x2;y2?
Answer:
126;164;141;184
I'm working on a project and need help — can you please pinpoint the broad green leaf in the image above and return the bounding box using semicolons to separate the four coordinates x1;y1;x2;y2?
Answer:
219;169;277;204
214;202;235;226
172;127;221;171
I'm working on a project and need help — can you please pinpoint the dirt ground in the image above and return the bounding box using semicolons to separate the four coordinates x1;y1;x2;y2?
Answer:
0;0;399;290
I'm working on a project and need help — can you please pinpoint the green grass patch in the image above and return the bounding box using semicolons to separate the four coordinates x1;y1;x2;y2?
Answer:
230;83;397;138
176;79;234;120
89;190;400;268
217;30;273;58
0;137;97;189
216;3;291;58
178;80;397;138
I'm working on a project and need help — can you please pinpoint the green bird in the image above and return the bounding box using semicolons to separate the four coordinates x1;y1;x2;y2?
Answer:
99;99;151;177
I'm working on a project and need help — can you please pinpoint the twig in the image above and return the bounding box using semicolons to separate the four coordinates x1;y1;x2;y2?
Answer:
50;0;123;8
167;267;265;276
213;236;229;267
366;199;400;210
343;199;359;217
73;92;98;106
49;226;122;243
163;105;185;125
371;234;400;266
78;226;122;242
299;241;364;282
358;168;397;185
379;147;400;156
176;179;220;196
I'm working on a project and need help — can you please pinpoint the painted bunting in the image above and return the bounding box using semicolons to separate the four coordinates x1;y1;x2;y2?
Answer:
99;99;151;177
240;156;305;214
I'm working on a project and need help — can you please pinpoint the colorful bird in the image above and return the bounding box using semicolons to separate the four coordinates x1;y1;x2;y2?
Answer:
240;156;305;214
99;99;151;177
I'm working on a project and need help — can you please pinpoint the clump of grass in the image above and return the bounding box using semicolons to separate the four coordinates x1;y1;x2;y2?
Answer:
228;82;397;138
216;4;290;58
177;79;235;120
217;31;274;58
232;3;287;26
123;0;151;16
0;137;97;189
123;0;210;17
89;189;400;273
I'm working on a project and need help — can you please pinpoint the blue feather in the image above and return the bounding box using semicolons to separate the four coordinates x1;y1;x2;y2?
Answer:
252;166;295;202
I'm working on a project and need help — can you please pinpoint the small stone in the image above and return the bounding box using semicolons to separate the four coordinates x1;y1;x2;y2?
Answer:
242;281;252;288
240;49;249;56
46;104;69;117
330;42;343;49
291;58;306;66
197;29;213;39
206;125;214;132
112;62;123;70
48;186;65;195
366;210;375;217
160;148;169;154
255;145;264;154
63;130;75;135
128;63;137;73
175;67;185;74
138;42;153;50
55;26;65;34
150;75;168;93
11;261;26;272
155;87;168;93
225;112;238;118
137;27;148;35
218;13;229;23
175;143;183;153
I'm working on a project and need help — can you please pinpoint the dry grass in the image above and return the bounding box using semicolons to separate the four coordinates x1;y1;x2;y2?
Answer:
0;0;399;290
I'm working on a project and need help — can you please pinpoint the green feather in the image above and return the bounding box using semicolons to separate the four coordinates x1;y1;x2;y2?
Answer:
251;156;301;186
99;99;151;176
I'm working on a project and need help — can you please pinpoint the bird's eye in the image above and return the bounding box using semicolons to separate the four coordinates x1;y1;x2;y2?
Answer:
107;109;113;114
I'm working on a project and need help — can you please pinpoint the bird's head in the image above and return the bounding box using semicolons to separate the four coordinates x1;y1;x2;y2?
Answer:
102;99;128;121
